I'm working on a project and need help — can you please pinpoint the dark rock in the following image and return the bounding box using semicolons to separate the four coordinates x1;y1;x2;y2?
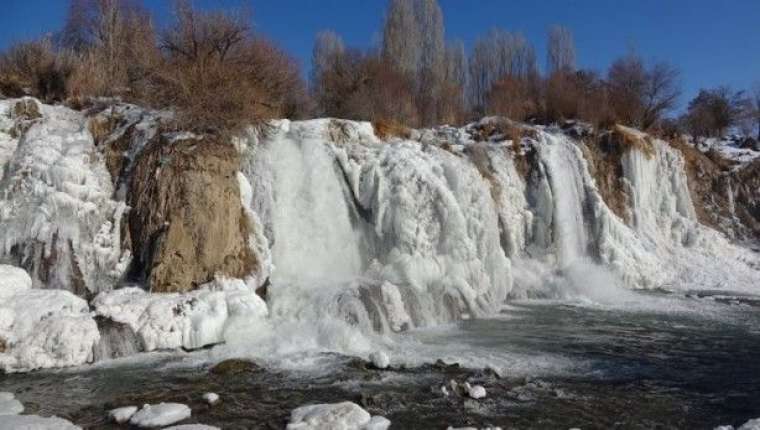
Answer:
209;359;261;376
92;316;144;361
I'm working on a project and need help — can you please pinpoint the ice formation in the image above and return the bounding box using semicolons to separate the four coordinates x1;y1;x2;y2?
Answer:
1;98;759;372
0;414;82;430
108;406;138;424
92;277;268;352
163;425;221;430
286;401;389;430
129;403;192;428
0;99;130;294
0;393;23;416
0;265;99;372
202;393;219;405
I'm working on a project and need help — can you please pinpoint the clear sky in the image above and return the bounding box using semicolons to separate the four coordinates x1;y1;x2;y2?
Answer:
2;0;759;110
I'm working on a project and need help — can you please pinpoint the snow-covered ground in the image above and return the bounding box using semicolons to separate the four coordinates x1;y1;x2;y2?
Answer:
691;135;760;168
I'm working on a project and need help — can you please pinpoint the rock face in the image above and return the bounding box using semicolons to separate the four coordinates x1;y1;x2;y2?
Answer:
668;138;760;242
729;158;760;240
126;134;257;293
579;126;641;223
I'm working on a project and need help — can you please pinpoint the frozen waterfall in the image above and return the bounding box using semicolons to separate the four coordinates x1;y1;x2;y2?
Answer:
536;133;589;267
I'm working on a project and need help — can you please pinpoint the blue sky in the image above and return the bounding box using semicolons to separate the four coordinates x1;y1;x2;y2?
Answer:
2;0;759;110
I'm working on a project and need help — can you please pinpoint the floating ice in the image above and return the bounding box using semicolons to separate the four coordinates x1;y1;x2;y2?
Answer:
286;401;389;430
108;406;138;424
163;425;220;430
0;414;81;430
0;393;23;415
369;351;390;369
129;403;191;428
202;393;219;405
464;382;487;399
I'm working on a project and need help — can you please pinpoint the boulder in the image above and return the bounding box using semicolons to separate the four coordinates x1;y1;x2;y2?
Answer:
127;134;257;292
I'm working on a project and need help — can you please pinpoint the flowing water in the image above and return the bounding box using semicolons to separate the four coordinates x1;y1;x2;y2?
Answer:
2;292;759;429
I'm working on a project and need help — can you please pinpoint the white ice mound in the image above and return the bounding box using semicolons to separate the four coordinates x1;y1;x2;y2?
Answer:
286;401;389;430
716;418;760;430
0;392;23;415
129;403;191;428
464;382;487;399
108;406;138;424
0;414;81;430
0;265;31;299
369;351;390;369
202;393;219;405
0;99;130;295
163;425;220;430
0;270;99;372
92;278;268;351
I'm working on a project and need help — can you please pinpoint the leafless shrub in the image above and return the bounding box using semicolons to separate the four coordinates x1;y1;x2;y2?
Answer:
143;0;303;132
486;76;538;121
607;53;680;130
0;38;77;102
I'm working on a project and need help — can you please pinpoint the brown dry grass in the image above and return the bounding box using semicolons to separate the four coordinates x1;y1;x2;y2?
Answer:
611;124;656;159
372;119;412;140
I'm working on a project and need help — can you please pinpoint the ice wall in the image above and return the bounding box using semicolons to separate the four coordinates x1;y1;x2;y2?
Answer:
242;119;512;335
0;99;129;295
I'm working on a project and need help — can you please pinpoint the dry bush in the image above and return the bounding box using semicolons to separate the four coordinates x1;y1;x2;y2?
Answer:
486;76;538;121
1;0;308;135
373;119;412;140
611;124;655;159
144;0;304;132
0;38;78;102
61;0;160;99
320;54;418;126
607;54;680;130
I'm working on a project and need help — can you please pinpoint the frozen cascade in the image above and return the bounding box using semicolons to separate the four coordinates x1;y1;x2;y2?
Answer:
238;119;512;350
265;121;363;284
0;99;130;295
536;133;589;267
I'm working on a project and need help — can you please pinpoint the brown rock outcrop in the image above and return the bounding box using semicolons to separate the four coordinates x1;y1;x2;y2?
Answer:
578;125;653;223
126;133;257;293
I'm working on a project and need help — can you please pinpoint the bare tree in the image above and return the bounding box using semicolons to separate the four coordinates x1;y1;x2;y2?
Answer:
547;25;576;75
311;30;345;85
382;0;420;76
150;0;303;131
752;83;760;140
683;86;747;138
607;53;680;129
468;29;537;114
381;0;447;125
311;31;350;116
60;0;157;97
